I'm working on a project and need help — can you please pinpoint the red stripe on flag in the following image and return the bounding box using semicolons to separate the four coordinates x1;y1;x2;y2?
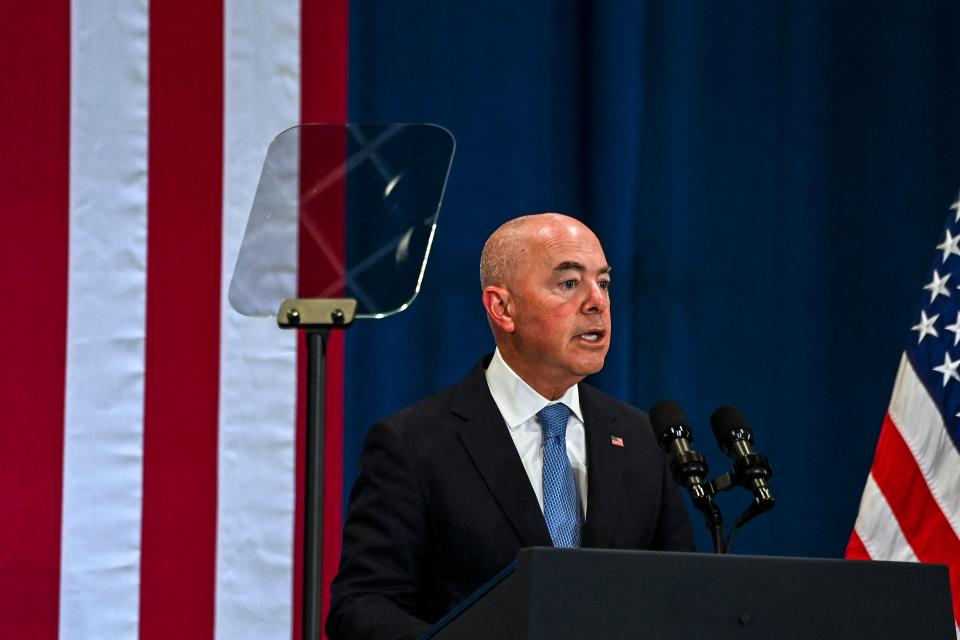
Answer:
871;413;960;625
845;530;870;560
293;133;347;640
139;2;224;638
0;3;70;639
296;2;350;639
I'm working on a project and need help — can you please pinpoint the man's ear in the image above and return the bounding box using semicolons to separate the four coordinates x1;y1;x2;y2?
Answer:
482;286;515;333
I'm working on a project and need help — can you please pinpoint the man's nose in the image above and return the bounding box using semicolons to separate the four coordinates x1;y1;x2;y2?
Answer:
582;281;609;313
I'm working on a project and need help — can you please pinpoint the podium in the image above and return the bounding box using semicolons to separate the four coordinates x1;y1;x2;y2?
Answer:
423;548;955;639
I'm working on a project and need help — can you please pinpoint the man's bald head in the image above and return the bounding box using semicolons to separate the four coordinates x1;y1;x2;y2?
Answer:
480;213;590;289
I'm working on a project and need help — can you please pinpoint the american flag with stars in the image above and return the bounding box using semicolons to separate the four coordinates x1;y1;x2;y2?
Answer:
847;193;960;631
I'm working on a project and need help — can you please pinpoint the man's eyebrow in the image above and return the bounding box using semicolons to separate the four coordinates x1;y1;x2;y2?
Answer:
554;262;613;275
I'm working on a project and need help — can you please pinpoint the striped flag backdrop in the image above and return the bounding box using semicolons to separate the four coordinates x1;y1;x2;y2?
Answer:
847;195;960;630
1;2;348;639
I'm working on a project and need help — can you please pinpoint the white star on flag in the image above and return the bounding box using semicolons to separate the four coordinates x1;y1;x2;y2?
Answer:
911;310;940;344
936;229;960;263
946;311;960;346
951;195;960;223
933;351;960;386
923;269;951;303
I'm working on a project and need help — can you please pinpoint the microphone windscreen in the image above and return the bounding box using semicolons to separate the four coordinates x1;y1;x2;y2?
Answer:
649;399;690;440
710;405;750;444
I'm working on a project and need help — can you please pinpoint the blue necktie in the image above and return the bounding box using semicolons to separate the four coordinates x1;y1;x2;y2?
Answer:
538;403;582;548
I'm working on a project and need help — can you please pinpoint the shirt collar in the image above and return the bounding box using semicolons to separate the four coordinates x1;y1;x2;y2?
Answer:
484;348;583;430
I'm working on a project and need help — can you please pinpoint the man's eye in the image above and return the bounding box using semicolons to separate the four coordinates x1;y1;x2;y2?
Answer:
561;279;577;290
599;280;611;290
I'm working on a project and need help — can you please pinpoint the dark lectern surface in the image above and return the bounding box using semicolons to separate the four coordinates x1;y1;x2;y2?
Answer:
424;547;955;640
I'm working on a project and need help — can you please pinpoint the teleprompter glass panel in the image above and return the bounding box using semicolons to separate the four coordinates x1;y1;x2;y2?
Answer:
229;123;455;319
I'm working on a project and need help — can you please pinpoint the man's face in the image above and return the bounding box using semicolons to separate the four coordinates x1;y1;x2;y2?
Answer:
506;220;611;396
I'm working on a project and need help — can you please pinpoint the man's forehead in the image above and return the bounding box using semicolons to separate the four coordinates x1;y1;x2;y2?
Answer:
527;232;608;273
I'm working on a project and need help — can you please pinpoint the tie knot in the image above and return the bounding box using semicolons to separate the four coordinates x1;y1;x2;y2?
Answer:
538;403;570;440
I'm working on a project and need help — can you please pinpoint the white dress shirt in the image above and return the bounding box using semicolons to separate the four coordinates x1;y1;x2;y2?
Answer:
484;348;588;517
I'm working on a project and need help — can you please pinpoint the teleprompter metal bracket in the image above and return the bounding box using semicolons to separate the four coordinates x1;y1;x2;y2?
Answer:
277;298;358;329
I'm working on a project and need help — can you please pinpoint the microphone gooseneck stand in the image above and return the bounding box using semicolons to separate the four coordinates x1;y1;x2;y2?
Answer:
670;439;726;554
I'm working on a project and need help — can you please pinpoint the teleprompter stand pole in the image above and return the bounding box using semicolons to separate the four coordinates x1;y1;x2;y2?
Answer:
303;329;327;640
278;298;358;640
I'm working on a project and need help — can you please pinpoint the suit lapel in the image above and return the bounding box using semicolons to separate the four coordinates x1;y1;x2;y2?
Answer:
581;384;626;548
451;362;553;548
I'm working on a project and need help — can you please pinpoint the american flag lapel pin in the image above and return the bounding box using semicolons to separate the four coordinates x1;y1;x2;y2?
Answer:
609;435;624;448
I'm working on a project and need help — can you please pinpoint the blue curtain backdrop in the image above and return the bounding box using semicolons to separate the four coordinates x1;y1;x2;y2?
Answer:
344;0;960;556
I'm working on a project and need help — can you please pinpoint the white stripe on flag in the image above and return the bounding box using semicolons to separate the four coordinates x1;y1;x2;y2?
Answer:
60;0;150;638
888;354;960;538
853;473;919;563
215;1;300;638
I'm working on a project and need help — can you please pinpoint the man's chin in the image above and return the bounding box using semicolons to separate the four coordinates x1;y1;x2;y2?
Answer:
572;354;607;378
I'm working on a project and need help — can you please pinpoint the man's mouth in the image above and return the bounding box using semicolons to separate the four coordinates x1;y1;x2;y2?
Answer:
575;330;606;343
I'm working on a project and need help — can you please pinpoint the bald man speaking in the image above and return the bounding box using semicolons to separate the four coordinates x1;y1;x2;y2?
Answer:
327;214;693;640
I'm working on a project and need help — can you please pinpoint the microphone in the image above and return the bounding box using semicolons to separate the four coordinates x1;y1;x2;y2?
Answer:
710;405;775;525
650;400;712;501
650;400;724;552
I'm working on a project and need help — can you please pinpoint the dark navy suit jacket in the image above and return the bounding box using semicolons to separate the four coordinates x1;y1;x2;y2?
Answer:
326;358;694;640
